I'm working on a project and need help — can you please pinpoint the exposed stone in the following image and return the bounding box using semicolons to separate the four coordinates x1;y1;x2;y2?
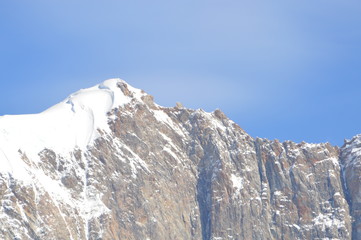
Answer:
176;102;184;109
0;81;360;239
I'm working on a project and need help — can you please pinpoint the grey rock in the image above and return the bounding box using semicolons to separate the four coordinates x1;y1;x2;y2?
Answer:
0;80;359;239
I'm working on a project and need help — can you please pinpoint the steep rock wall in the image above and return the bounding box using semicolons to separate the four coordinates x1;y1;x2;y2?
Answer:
0;79;359;239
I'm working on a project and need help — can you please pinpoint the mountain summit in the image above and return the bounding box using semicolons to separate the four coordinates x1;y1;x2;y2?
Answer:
0;79;360;239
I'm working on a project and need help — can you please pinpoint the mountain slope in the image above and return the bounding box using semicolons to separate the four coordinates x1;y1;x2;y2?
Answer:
0;79;359;239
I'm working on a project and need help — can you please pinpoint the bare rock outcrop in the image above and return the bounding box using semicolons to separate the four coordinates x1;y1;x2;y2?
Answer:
0;79;359;239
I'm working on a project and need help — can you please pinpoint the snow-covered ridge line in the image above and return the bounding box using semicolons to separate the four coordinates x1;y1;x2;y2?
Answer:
0;78;145;181
0;77;360;239
0;78;234;182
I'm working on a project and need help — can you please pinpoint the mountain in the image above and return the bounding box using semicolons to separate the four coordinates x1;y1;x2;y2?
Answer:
0;78;360;239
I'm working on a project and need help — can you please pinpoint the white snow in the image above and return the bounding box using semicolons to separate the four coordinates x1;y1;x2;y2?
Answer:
312;213;345;231
314;157;340;167
342;135;361;169
0;78;143;237
0;78;144;182
112;138;150;178
152;110;186;138
230;174;243;194
204;111;227;132
334;192;341;197
292;224;301;230
273;191;282;196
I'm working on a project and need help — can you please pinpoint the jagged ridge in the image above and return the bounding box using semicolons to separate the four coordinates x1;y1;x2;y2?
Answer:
0;79;360;239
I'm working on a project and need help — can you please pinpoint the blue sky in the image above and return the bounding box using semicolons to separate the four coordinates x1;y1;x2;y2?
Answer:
0;1;360;145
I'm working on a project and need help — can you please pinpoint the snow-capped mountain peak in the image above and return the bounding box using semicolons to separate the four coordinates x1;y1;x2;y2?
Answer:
1;78;361;239
0;78;144;181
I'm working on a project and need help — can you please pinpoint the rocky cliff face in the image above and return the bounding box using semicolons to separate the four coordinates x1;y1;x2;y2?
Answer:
341;135;361;239
0;79;359;239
